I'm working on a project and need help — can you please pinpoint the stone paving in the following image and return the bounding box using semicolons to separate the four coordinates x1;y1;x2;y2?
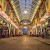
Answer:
0;36;50;50
34;37;50;45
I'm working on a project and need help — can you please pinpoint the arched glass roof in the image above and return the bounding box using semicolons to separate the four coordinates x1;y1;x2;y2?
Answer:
10;0;41;22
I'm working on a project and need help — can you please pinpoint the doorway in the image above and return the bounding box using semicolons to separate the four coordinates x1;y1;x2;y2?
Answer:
22;27;28;35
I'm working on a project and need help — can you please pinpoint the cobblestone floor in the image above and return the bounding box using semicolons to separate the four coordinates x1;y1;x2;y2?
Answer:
0;36;50;50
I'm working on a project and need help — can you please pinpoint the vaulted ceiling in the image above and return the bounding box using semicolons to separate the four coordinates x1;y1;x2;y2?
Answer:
10;0;42;23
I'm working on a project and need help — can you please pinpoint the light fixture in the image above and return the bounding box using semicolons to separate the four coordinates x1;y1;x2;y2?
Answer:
24;23;27;25
3;23;6;25
24;10;28;14
37;24;41;27
24;26;27;28
33;25;36;28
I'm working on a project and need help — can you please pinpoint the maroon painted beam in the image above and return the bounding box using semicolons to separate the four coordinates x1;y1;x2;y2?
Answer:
32;0;46;21
6;0;17;17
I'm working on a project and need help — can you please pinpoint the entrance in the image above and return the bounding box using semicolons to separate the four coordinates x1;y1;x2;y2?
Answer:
22;27;28;35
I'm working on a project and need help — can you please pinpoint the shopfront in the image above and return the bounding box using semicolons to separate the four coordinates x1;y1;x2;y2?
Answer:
46;17;50;35
0;15;9;38
40;12;50;38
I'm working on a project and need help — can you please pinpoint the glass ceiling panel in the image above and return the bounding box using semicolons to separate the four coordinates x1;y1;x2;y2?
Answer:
13;0;16;2
19;0;32;17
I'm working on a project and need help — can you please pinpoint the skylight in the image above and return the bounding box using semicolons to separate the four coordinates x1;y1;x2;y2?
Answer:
19;0;32;17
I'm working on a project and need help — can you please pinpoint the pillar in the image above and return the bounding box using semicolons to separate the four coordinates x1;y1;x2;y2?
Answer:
41;24;42;35
35;19;38;36
13;28;15;37
8;24;11;37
